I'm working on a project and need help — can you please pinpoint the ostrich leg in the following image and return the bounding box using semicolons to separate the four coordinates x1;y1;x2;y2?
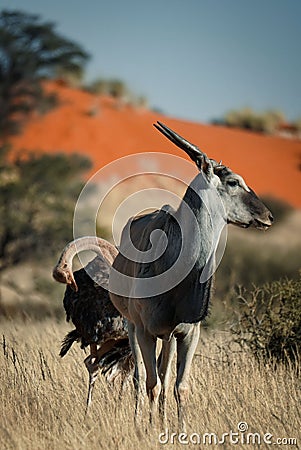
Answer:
84;340;116;414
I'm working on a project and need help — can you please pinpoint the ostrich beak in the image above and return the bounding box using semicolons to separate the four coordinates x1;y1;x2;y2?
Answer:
67;272;78;292
53;265;78;292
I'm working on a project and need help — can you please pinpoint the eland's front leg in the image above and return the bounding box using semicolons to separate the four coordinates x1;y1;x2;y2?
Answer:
174;323;200;431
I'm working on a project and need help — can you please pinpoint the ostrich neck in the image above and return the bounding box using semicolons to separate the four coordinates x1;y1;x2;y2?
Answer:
57;237;114;268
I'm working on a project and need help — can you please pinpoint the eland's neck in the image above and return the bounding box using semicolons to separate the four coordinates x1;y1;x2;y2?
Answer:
169;176;227;324
175;175;226;270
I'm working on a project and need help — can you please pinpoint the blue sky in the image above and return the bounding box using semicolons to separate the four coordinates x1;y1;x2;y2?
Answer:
2;0;301;123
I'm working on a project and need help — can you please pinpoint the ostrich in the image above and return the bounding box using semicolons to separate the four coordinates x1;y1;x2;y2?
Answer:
53;237;133;410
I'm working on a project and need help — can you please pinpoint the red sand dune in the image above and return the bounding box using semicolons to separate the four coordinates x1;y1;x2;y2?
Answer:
9;81;301;208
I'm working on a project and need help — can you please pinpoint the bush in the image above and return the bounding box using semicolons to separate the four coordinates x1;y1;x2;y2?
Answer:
232;276;301;364
86;78;128;98
0;146;92;271
220;108;286;134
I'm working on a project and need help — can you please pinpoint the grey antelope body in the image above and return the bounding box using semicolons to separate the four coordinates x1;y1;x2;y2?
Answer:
53;122;273;428
109;122;273;428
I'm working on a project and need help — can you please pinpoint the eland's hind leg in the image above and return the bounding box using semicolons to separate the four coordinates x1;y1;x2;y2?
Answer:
158;336;176;424
128;321;146;423
174;323;200;431
136;325;161;425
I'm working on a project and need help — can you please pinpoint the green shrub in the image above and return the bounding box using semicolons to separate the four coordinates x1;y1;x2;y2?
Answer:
232;276;301;364
221;107;286;134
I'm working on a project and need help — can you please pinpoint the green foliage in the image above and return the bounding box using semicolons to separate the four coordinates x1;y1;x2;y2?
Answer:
0;9;89;137
220;107;286;134
86;78;128;98
232;276;301;364
86;77;149;110
87;78;109;95
108;79;128;99
0;145;91;271
55;66;85;88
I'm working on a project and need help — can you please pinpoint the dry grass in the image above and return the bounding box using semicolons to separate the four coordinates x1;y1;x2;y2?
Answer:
1;210;300;448
1;320;300;450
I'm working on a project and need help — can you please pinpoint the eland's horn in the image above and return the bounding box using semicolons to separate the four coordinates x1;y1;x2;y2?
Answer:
153;121;207;163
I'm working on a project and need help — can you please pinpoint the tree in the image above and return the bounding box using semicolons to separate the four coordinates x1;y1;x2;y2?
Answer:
0;146;92;272
0;9;89;137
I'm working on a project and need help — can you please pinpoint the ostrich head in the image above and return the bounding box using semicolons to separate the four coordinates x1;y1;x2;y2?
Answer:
53;260;78;292
52;237;118;293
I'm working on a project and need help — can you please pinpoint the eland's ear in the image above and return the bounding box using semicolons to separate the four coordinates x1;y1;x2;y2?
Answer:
154;121;213;178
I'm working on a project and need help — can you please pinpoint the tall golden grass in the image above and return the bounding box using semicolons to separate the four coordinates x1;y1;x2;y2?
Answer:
1;320;300;449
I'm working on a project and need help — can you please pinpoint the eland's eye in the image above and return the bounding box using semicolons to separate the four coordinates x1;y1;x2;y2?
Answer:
227;179;239;187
